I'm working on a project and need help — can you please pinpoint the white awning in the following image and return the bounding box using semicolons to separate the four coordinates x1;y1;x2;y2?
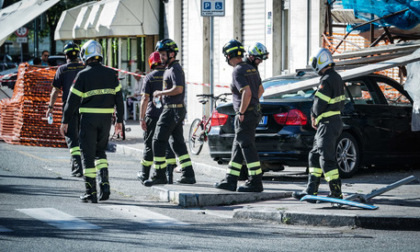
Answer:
84;1;106;39
0;0;60;46
72;2;97;40
56;0;159;40
54;2;95;40
95;0;159;37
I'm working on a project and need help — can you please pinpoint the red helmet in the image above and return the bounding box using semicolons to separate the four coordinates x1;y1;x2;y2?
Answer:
148;51;162;69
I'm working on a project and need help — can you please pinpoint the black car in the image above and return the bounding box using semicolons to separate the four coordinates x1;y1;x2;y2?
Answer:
207;72;420;178
47;55;66;66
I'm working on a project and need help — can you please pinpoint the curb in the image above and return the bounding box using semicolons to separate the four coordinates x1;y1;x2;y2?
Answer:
150;185;292;207
233;209;420;231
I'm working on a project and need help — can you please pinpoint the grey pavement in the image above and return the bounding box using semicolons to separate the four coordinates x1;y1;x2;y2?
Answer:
110;119;420;230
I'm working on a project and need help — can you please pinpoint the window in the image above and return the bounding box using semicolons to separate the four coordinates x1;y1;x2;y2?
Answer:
345;81;378;104
377;82;411;106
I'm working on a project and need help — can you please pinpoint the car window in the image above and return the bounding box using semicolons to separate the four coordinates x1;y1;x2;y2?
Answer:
377;81;411;106
345;81;379;104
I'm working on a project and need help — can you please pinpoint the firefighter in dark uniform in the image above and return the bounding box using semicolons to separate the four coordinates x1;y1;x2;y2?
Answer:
214;39;265;192
60;40;124;203
238;42;269;179
293;48;346;201
47;42;85;177
144;38;196;186
245;42;269;72
137;51;177;184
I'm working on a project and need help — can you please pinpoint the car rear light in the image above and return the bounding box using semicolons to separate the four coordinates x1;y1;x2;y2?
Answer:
274;109;308;126
211;111;229;126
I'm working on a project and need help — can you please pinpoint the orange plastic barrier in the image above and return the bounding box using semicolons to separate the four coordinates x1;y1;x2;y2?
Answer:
0;63;66;148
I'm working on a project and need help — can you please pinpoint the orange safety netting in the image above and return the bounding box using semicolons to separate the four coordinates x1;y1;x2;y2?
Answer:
323;33;406;84
0;63;66;148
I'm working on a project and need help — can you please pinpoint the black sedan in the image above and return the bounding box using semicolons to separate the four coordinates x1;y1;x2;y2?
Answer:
207;71;420;178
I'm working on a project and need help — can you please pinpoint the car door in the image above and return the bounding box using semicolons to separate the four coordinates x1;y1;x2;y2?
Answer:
343;77;395;159
371;76;420;158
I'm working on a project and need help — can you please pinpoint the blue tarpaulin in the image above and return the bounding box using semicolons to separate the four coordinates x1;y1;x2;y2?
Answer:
340;0;420;30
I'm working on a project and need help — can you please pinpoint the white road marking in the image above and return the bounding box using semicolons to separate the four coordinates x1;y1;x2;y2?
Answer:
17;208;101;230
100;205;189;227
0;225;13;232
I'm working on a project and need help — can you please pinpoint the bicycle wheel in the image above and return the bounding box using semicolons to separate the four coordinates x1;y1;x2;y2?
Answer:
189;118;205;155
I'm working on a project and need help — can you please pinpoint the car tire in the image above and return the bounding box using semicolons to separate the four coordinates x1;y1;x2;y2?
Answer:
335;132;360;178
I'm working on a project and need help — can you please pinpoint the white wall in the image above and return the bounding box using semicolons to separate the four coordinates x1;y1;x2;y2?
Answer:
289;0;323;72
162;0;324;122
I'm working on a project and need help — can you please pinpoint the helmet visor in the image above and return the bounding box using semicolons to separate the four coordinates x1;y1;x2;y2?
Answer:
310;56;317;70
255;54;268;60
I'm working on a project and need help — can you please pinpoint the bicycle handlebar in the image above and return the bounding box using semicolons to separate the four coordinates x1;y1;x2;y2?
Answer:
196;93;232;98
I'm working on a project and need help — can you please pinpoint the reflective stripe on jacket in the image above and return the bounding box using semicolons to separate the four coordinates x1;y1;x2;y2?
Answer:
311;68;345;125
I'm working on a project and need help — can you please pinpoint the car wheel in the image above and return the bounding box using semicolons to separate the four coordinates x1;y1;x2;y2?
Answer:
336;132;360;178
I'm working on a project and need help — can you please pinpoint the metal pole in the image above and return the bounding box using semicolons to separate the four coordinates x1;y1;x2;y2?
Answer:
345;175;418;202
20;44;23;63
210;16;214;110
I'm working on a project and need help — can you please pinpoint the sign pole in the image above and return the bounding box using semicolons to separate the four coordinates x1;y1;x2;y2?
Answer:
210;15;214;109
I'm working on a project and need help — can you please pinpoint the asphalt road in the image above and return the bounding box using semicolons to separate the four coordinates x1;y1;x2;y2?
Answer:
1;142;420;252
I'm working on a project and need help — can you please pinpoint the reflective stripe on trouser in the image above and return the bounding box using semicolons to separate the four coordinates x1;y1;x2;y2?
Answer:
228;109;262;177
142;116;176;169
308;116;343;178
84;168;96;178
70;146;81;156
79;113;112;176
153;107;194;176
95;159;108;171
309;167;323;178
64;108;80;154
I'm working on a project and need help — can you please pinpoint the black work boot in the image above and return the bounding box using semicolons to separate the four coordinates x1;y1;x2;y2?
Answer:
214;174;238;191
292;175;321;203
144;169;167;187
166;164;175;184
71;156;83;177
238;166;248;181
237;174;264;192
177;167;196;184
98;168;110;201
137;165;151;184
328;179;343;199
80;177;97;203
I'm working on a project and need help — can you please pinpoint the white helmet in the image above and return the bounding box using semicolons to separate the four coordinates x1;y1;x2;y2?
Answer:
80;40;103;63
309;48;334;74
247;42;269;60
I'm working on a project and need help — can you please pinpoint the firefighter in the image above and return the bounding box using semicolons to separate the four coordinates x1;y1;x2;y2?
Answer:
214;39;265;192
137;51;177;184
60;40;124;203
293;48;345;201
144;38;196;186
245;42;269;72
238;42;269;179
46;42;85;177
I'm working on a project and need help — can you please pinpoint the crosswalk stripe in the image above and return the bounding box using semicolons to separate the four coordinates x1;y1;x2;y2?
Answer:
100;205;189;227
0;225;13;232
17;208;101;230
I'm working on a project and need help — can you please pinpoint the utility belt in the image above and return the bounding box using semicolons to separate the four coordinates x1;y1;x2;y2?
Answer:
164;104;184;109
245;103;261;112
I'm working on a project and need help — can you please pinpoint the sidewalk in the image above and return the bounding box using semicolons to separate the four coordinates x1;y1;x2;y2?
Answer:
110;120;420;230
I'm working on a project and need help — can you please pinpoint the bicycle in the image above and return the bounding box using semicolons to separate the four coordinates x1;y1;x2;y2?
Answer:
188;93;231;155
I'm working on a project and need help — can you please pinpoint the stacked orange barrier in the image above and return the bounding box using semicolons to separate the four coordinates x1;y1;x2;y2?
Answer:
0;63;66;148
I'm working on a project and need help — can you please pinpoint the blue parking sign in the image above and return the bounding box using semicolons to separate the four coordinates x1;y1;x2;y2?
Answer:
201;0;225;16
204;2;211;10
